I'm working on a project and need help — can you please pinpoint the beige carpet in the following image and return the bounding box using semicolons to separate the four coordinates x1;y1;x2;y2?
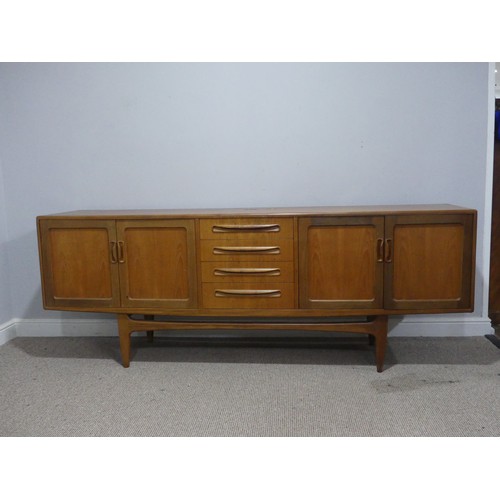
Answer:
1;334;499;436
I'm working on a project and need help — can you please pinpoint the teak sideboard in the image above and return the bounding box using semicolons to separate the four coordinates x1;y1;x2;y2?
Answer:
36;205;477;372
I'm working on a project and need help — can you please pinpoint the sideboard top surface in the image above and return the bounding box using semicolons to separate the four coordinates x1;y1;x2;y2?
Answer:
38;204;476;220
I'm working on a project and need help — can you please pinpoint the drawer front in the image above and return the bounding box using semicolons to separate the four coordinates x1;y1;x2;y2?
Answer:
201;282;295;309
200;238;294;262
200;218;294;240
201;261;294;283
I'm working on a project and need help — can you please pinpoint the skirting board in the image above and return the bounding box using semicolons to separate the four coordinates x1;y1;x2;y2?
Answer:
389;317;494;337
0;316;493;343
15;318;117;338
0;320;17;346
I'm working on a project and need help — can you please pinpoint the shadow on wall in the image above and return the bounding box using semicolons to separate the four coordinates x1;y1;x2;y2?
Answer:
0;240;13;323
10;228;50;319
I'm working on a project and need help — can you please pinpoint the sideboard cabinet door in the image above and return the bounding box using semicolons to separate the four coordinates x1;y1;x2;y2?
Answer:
38;219;121;308
116;220;197;308
384;214;475;310
299;216;385;309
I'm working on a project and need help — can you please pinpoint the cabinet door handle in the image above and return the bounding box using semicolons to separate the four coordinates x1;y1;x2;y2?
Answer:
117;241;125;263
212;224;281;233
110;241;118;264
376;238;384;262
385;238;392;263
213;246;281;255
214;267;281;276
215;289;282;298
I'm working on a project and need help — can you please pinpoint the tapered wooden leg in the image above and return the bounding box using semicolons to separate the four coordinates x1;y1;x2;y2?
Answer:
373;316;389;373
117;314;132;368
145;315;154;342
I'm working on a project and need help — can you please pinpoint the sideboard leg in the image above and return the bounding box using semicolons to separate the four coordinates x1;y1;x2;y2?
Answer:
374;316;389;373
145;315;154;342
117;314;132;368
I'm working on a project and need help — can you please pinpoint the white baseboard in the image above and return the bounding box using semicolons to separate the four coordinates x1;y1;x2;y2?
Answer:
389;316;494;337
0;319;17;346
15;318;117;338
0;315;493;342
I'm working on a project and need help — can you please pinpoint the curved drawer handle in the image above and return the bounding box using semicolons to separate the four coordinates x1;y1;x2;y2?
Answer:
212;224;281;233
385;238;393;263
214;267;281;276
376;238;384;263
117;241;125;263
213;246;281;255
215;289;282;298
109;241;118;264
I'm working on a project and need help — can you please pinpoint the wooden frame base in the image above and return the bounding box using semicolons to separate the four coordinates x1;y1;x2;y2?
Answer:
116;314;389;372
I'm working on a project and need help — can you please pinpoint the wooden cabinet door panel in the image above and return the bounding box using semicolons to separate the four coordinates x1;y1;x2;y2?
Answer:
38;219;120;308
384;214;475;310
117;220;197;308
299;217;384;309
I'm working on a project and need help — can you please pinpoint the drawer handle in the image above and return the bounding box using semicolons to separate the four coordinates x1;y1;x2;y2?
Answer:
215;289;282;298
212;224;280;233
110;241;118;264
213;246;281;255
214;267;281;276
385;238;393;263
117;241;125;263
376;238;384;263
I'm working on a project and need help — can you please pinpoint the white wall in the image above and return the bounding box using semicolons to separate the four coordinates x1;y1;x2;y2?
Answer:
0;63;492;333
0;77;14;336
495;63;500;98
0;157;12;324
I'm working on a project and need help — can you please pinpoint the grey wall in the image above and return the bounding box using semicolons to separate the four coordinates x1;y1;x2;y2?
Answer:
0;62;491;323
0;158;12;324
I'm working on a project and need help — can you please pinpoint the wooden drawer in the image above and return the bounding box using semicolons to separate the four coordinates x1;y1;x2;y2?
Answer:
200;238;294;262
201;261;295;283
201;282;295;309
200;218;294;240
